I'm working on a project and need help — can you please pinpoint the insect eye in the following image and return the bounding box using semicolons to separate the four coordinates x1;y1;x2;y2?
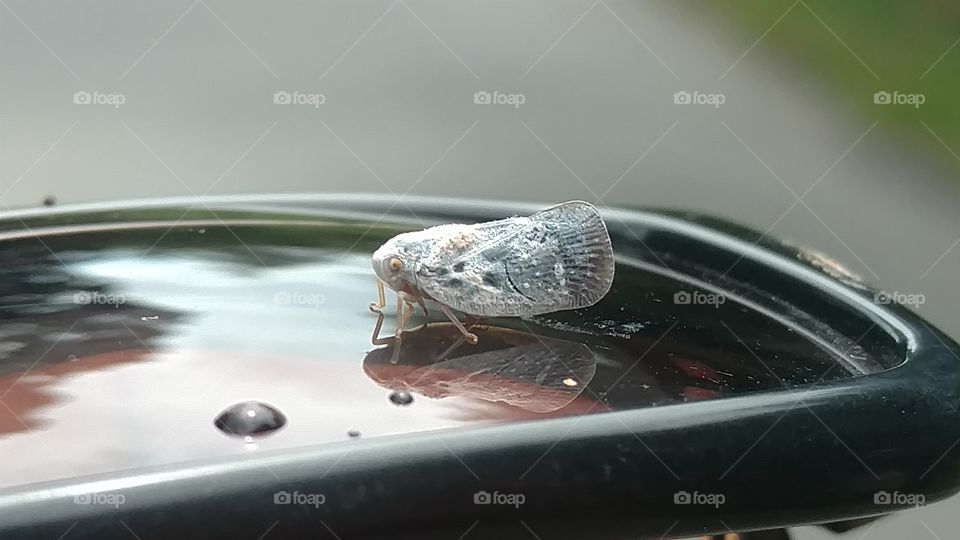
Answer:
388;257;403;272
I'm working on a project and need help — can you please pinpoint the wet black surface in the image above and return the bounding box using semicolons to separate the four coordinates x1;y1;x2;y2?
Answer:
0;200;906;488
0;196;954;540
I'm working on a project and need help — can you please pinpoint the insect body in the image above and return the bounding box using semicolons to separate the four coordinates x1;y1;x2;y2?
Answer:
369;201;615;354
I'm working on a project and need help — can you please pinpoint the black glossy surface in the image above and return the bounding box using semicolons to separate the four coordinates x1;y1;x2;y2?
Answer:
0;194;957;540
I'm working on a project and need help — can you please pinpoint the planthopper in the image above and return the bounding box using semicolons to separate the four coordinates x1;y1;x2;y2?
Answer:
369;200;615;360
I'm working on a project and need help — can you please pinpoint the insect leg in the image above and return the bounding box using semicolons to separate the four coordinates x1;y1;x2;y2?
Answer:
368;279;386;314
431;312;486;359
395;298;415;338
433;336;466;361
371;292;421;358
437;304;479;345
404;298;430;333
370;310;393;346
390;299;416;364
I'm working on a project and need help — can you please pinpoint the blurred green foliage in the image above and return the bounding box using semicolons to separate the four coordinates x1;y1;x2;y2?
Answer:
711;0;960;167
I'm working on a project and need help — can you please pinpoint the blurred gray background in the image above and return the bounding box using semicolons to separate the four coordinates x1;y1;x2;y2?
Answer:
2;1;959;538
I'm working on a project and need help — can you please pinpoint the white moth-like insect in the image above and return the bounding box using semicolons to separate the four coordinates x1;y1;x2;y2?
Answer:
369;201;615;350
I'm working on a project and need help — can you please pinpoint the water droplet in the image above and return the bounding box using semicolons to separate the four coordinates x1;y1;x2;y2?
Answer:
67;354;78;362
141;315;159;321
562;378;578;387
214;401;287;437
388;391;414;406
198;229;206;234
347;430;361;439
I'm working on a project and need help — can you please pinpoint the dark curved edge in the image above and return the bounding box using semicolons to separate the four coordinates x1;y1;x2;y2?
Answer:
0;194;958;539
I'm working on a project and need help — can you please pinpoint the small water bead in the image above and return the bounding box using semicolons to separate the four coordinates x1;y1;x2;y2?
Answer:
214;401;287;437
388;391;414;406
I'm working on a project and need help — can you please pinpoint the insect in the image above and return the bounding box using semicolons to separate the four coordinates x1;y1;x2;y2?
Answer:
368;201;615;355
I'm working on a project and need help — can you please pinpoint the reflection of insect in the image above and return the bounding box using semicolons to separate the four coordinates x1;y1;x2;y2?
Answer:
363;324;599;413
369;201;615;355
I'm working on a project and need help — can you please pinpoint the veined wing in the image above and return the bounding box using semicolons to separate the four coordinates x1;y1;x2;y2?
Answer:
416;201;614;316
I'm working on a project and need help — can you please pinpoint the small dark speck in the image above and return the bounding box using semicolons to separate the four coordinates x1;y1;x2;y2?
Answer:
453;261;465;272
347;429;362;439
482;273;498;286
435;267;449;276
448;278;463;288
42;195;57;207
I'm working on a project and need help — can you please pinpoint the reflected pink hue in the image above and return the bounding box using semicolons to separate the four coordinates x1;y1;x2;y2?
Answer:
0;350;150;436
364;361;600;420
0;346;598;489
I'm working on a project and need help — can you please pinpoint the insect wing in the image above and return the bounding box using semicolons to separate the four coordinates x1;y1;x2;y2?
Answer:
418;201;614;316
